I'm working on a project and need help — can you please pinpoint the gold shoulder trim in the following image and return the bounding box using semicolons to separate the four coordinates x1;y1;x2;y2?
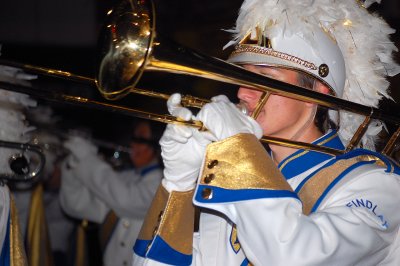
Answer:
201;134;292;191
299;156;379;215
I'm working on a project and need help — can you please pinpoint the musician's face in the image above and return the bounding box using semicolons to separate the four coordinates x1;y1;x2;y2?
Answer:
129;122;155;168
237;65;318;141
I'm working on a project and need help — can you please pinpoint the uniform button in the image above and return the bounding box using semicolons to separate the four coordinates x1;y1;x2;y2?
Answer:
120;241;125;247
207;160;218;169
201;188;213;199
157;211;164;222
122;220;130;228
123;261;128;266
204;174;215;184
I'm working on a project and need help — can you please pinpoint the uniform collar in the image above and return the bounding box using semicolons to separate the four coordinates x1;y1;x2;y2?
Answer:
136;158;161;176
277;130;345;180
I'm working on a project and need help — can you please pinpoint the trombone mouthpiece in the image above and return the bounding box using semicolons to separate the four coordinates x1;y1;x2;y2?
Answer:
236;102;249;116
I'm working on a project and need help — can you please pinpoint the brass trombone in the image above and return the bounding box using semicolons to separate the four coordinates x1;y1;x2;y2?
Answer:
0;0;400;157
0;60;346;156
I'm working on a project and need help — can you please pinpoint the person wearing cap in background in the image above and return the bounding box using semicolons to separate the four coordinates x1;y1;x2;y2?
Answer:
60;120;163;266
132;0;400;265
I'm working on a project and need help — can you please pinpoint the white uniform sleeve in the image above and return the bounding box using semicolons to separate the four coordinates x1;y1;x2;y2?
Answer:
59;162;109;223
195;167;400;265
68;154;161;219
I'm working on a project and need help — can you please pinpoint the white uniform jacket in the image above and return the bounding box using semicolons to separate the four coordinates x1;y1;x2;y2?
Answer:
60;154;162;266
133;131;400;265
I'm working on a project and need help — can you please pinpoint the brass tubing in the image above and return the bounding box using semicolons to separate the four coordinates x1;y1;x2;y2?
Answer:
260;136;344;156
251;92;270;119
128;87;210;109
1;56;400;125
61;95;204;129
0;77;344;156
145;35;400;125
345;114;372;152
0;59;94;85
382;127;400;156
61;96;344;155
54;96;347;155
0;72;367;157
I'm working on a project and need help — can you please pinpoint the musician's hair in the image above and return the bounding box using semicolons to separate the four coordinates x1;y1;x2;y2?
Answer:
297;73;335;134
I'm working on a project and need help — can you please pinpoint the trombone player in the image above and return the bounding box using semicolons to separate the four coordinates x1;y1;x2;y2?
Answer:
133;0;400;265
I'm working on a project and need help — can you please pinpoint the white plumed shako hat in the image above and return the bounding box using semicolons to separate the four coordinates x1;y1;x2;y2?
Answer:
226;0;400;150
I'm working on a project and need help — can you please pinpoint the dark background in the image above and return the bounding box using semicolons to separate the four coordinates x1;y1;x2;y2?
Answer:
0;0;399;146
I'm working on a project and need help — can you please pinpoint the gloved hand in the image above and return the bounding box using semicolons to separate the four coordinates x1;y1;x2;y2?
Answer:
63;136;98;167
196;95;263;141
161;93;211;192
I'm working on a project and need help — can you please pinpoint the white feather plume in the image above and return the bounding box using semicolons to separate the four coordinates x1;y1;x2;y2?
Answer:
0;65;37;175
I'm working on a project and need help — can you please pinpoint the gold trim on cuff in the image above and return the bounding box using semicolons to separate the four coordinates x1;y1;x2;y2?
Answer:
137;185;195;255
137;185;169;241
158;190;195;255
201;134;292;191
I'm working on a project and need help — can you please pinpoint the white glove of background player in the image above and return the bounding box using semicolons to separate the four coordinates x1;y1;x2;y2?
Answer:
161;93;211;192
63;135;98;168
196;95;263;141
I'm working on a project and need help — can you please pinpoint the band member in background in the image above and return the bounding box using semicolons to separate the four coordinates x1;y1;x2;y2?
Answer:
13;106;76;266
0;81;36;265
60;120;164;266
133;0;400;265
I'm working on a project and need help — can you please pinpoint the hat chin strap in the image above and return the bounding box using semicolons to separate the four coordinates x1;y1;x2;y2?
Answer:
290;79;320;142
290;104;318;142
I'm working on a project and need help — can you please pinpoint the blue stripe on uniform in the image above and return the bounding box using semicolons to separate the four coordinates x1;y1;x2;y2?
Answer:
133;239;151;257
195;185;299;203
146;236;192;266
279;131;344;180
0;210;10;266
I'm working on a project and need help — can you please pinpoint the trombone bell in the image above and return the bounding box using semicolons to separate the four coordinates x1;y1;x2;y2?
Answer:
96;0;155;100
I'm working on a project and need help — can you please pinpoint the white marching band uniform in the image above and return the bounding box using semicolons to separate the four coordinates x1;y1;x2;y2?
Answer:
132;131;400;265
60;149;162;266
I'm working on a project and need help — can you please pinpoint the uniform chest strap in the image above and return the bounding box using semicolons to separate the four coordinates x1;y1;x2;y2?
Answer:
297;156;372;215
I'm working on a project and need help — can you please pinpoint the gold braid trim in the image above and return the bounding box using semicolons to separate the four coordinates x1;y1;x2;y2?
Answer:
230;44;318;70
201;134;292;191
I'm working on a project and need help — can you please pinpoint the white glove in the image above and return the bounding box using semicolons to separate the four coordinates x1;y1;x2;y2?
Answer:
63;136;98;167
196;95;263;141
161;93;211;192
